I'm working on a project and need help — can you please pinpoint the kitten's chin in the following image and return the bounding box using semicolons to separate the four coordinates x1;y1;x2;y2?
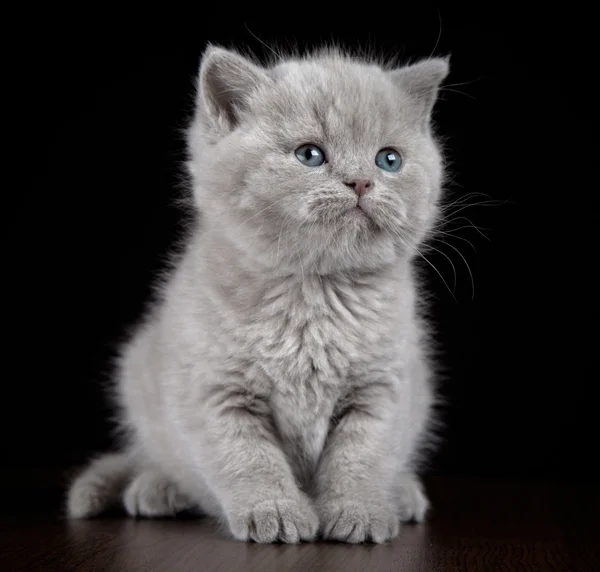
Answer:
346;206;370;219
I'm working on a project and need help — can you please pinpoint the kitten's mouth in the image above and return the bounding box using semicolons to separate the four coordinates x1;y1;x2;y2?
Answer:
342;202;385;234
347;203;370;219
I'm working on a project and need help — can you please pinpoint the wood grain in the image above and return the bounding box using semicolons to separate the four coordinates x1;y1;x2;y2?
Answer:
1;471;597;571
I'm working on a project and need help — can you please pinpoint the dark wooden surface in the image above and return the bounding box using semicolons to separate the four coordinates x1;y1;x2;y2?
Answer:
0;469;598;571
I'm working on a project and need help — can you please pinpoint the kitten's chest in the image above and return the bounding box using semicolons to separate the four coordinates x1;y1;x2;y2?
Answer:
247;274;392;434
256;313;344;467
271;385;336;488
246;274;387;389
240;273;398;484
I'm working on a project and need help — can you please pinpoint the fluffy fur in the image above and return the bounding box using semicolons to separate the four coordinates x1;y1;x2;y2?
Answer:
66;45;450;544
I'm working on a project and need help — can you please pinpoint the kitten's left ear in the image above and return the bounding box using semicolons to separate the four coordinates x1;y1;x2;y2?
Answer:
389;57;450;125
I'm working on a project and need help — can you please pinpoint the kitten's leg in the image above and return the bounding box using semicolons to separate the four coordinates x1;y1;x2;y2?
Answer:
315;381;399;544
123;468;196;518
191;385;318;543
66;452;132;518
394;472;429;523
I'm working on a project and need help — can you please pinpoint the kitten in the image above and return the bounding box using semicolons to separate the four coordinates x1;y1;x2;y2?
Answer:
66;45;450;544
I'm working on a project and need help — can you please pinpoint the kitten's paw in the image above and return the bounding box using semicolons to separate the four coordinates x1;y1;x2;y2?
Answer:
318;500;400;544
123;470;193;518
395;473;430;523
67;478;113;519
228;497;319;543
66;453;131;518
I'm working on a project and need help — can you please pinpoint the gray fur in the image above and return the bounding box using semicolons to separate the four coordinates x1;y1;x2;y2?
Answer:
66;45;450;544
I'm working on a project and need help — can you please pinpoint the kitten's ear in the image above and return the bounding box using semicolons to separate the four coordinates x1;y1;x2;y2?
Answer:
198;46;270;134
389;57;450;126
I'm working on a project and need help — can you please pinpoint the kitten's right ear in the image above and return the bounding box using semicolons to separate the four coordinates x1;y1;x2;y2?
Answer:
198;46;270;134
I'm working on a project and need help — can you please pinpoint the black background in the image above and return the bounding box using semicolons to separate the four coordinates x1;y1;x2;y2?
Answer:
5;8;597;480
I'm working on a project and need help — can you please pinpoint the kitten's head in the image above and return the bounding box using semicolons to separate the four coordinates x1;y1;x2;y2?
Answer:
187;46;449;273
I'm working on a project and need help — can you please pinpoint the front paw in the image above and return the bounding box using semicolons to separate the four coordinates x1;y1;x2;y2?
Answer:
395;473;430;523
318;499;400;544
227;496;319;544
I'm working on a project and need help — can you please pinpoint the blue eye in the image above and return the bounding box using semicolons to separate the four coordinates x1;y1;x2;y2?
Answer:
295;144;326;167
375;148;403;172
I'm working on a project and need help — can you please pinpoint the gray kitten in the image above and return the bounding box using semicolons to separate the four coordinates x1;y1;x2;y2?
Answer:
67;45;450;544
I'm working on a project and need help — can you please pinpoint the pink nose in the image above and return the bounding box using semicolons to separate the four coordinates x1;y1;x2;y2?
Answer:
344;178;372;198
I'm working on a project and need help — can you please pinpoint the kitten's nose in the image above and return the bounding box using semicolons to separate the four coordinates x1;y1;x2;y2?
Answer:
344;179;372;198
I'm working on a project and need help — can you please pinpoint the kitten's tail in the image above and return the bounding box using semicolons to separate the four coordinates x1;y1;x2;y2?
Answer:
66;452;133;518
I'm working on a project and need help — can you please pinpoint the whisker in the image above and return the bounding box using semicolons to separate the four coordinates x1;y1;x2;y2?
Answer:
441;197;507;217
439;87;476;100
414;245;457;302
444;191;496;205
439;239;475;300
436;216;491;240
433;230;477;252
380;221;457;302
422;242;458;293
443;201;505;219
441;78;484;89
